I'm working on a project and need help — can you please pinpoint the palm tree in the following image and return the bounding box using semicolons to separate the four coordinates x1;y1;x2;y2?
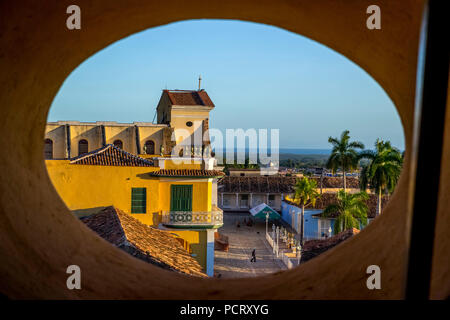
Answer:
323;190;369;234
293;177;320;245
359;139;403;216
326;130;364;192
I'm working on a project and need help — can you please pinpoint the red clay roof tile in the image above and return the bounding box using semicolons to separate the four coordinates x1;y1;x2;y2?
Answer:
149;169;225;177
70;144;154;167
164;90;215;108
219;176;296;193
81;206;206;277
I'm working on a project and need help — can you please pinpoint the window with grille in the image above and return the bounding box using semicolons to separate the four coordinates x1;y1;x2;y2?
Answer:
131;188;147;213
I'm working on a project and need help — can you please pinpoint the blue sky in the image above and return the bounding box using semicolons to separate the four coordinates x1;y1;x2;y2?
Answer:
48;19;404;150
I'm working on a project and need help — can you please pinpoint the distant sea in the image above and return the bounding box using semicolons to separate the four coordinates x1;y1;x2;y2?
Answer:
278;148;331;155
214;147;331;155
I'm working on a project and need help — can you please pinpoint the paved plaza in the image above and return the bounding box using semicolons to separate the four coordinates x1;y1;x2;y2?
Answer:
214;212;287;278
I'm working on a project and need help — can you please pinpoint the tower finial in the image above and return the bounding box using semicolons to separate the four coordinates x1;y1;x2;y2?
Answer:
198;75;202;91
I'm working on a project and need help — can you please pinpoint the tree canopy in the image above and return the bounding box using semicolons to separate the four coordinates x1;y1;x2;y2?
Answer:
323;190;369;234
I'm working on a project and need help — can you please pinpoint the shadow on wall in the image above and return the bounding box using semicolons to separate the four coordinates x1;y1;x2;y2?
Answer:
136;173;159;180
190;231;207;270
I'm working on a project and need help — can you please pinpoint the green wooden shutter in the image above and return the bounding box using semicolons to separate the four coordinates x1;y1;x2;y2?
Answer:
131;187;146;213
171;185;192;211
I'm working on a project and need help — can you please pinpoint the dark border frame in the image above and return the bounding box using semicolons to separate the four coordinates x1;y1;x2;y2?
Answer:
405;0;450;299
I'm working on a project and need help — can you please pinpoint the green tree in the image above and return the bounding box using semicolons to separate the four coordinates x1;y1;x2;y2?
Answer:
293;177;320;245
323;190;369;234
359;139;403;216
326;130;364;192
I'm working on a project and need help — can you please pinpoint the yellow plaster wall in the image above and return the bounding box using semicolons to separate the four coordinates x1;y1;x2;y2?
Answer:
138;126;165;155
45;160;161;225
46;161;212;217
133;157;203;169
171;109;211;146
45;124;67;159
104;126;136;154
158;179;212;212
168;229;207;269
46;160;213;224
164;159;203;170
44;124;169;159
46;160;212;270
69;125;103;156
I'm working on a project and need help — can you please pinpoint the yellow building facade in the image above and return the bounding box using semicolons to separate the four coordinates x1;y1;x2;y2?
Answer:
44;89;214;160
45;89;222;276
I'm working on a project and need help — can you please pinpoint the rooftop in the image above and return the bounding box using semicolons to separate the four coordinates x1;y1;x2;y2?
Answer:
218;176;297;193
164;89;215;108
81;206;206;277
70;144;154;167
149;169;225;178
47;121;167;127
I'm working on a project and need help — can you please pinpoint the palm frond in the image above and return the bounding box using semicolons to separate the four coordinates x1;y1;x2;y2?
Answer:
323;204;340;217
348;141;365;149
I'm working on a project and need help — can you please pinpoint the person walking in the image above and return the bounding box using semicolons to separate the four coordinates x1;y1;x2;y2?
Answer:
250;249;256;262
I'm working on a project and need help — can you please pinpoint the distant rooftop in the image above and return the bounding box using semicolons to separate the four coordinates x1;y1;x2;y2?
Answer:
164;89;215;108
47;121;167;127
218;176;296;193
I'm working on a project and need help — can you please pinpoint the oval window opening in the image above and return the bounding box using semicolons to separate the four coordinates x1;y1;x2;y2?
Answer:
44;19;405;279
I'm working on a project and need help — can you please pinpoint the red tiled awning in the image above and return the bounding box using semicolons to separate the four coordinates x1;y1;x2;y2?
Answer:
149;169;224;178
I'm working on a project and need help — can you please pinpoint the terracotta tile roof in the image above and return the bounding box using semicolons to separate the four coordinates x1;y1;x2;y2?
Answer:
81;207;206;277
311;176;360;188
164;90;215;108
149;169;225;177
301;228;360;263
70;144;154;167
218;176;296;193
